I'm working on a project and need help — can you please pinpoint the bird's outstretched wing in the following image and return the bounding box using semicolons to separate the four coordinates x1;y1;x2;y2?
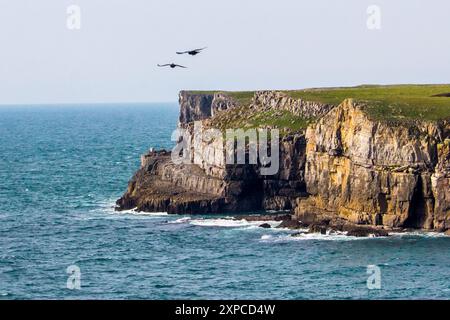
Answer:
157;64;170;67
174;64;187;68
176;47;207;54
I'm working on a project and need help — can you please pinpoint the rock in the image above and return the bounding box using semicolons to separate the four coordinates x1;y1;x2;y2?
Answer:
239;214;291;222
251;91;334;118
295;99;449;231
118;90;449;235
259;223;271;229
445;229;450;236
179;91;241;124
345;226;389;237
115;149;263;214
276;219;308;229
118;90;313;214
309;224;327;235
291;231;308;237
179;91;214;124
431;139;450;230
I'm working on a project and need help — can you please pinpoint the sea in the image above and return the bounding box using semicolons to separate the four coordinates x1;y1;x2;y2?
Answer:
0;104;449;299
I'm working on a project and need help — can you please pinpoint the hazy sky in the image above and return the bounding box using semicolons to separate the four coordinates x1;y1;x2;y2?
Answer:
0;0;449;104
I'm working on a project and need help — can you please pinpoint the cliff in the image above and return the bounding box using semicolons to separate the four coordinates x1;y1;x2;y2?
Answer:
294;99;450;231
117;90;328;213
117;86;450;233
178;91;242;124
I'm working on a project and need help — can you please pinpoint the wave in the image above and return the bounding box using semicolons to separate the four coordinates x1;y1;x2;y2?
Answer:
189;217;282;228
114;209;168;216
260;229;449;242
168;217;192;224
260;232;367;242
389;231;448;238
93;199;168;217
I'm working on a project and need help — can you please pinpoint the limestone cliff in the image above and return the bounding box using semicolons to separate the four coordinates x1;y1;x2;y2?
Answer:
117;91;325;214
117;89;450;232
294;99;450;231
178;91;240;124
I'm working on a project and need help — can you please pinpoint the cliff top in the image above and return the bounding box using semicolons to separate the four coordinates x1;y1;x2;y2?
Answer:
186;90;255;107
188;84;450;122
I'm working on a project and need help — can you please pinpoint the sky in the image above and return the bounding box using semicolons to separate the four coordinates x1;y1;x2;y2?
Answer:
0;0;449;104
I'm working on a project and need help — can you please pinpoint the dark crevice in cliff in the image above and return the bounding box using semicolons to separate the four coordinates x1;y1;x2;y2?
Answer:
403;175;428;228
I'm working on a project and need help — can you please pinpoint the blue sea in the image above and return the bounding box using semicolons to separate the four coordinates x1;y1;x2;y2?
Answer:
0;104;449;300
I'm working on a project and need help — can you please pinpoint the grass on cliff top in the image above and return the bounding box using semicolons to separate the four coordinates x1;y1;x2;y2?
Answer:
206;105;310;136
284;84;450;121
191;84;450;124
187;90;255;108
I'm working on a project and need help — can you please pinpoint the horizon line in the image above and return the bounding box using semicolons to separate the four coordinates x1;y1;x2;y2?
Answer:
0;101;178;107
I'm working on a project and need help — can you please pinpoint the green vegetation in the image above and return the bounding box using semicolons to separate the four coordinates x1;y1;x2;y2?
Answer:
284;84;450;121
206;105;310;136
187;90;255;108
249;109;310;132
192;85;450;132
225;91;255;107
187;90;219;95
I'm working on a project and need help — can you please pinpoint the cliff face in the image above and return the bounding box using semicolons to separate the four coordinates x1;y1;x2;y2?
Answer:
178;91;214;124
117;90;450;232
116;150;262;214
178;91;239;124
294;99;450;230
431;139;450;229
251;91;334;118
116;130;307;213
117;91;323;214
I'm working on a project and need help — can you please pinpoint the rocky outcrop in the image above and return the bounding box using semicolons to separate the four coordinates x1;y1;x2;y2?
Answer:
117;91;316;214
116;130;307;214
250;91;334;118
294;99;450;231
431;139;450;230
118;90;449;233
178;91;240;124
211;92;240;117
179;91;214;124
262;134;308;210
116;150;263;214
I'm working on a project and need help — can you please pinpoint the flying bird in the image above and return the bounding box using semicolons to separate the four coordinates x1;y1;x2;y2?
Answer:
157;63;187;69
176;47;207;56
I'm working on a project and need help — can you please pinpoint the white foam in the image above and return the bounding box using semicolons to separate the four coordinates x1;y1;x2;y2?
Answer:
126;211;168;216
95;200;168;217
189;218;281;228
260;230;372;242
168;217;191;224
110;207;168;217
390;231;448;238
260;229;450;242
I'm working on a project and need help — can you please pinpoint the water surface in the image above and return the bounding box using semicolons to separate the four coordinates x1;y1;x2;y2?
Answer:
0;104;449;299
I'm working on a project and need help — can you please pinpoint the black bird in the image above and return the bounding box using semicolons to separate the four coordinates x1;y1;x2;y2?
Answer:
176;47;207;56
157;63;187;69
